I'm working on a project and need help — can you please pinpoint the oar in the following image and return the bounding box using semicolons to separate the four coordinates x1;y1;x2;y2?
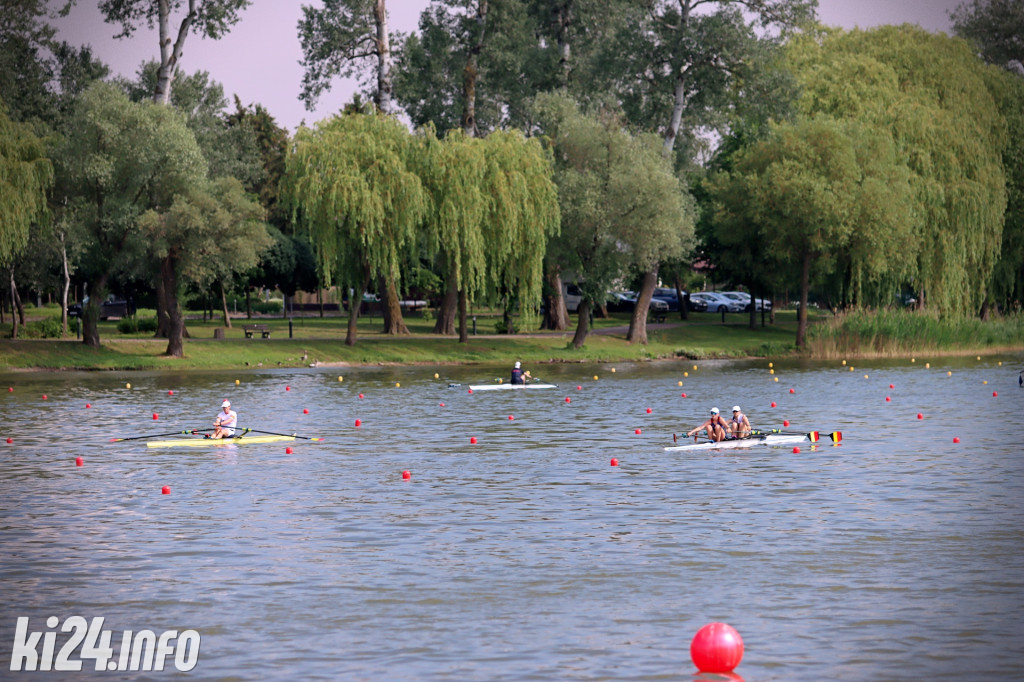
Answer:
233;427;324;441
110;429;211;442
753;429;843;443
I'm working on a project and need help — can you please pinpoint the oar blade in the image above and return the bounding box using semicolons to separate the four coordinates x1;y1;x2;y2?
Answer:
808;431;820;442
829;431;842;443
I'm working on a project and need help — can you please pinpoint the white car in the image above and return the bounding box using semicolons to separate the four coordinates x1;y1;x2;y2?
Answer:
690;292;745;313
721;291;773;312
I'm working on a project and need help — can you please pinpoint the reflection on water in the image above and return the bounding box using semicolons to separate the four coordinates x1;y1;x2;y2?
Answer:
2;356;1023;680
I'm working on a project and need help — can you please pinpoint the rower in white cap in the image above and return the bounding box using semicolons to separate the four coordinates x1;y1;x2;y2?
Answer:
211;399;237;439
510;360;531;385
729;405;752;439
686;406;728;443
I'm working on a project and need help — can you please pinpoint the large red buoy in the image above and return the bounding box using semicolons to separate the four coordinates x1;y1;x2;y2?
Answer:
402;470;411;480
610;458;618;466
690;622;744;674
161;486;170;495
470;436;477;444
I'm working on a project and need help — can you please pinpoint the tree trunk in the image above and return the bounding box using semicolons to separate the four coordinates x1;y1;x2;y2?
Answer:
12;270;25;327
458;288;469;343
162;254;185;357
554;0;572;87
461;0;488;137
318;287;324;318
627;268;658;344
83;274;108;348
153;0;195;105
434;275;458;335
542;268;569;330
571;299;591;349
8;269;19;339
220;281;232;328
373;0;393;113
796;250;811;349
379;277;409;334
675;274;688;321
59;233;70;336
980;298;991;321
346;271;372;346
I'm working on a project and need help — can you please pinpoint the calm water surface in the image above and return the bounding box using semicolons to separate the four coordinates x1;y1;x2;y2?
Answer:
1;355;1023;680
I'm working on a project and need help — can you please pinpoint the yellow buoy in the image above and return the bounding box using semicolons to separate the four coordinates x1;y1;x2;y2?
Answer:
678;381;683;387
864;374;869;379
947;371;952;376
692;365;697;371
842;360;847;366
911;358;916;363
998;361;1002;366
235;379;240;385
770;369;775;375
611;368;616;373
773;377;778;382
976;356;981;361
926;363;930;369
434;373;439;379
338;376;343;382
684;371;689;378
126;383;131;389
983;380;988;385
594;375;599;381
849;366;854;372
395;382;401;388
769;362;774;368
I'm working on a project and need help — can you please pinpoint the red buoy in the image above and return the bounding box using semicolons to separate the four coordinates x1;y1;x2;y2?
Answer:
953;437;960;443
152;413;159;420
889;384;895;389
576;385;582;391
168;390;174;396
783;420;790;427
793;446;800;453
42;395;47;400
440;402;446;407
917;413;924;420
359;393;364;399
690;622;744;674
303;408;309;414
885;396;891;402
286;386;291;391
789;388;795;394
993;391;998;397
770;401;776;408
161;486;170;495
402;470;411;480
354;419;361;427
635;428;642;434
565;397;571;403
7;387;12;392
646;407;652;414
5;438;11;444
286;447;293;454
75;457;83;467
86;403;91;408
508;415;514;420
468;389;473;394
681;393;687;398
610;458;619;467
470;436;477;444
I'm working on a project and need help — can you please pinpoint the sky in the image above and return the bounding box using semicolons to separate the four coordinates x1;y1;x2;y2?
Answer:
51;0;965;133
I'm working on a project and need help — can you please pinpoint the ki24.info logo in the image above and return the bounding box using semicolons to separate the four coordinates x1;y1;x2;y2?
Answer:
8;616;200;672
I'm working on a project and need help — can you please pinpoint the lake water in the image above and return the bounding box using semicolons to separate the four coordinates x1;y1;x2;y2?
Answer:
2;355;1023;680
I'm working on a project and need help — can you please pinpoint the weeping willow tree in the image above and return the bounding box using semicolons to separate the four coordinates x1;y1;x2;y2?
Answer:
477;129;560;339
282;112;430;345
0;103;52;337
786;26;1007;317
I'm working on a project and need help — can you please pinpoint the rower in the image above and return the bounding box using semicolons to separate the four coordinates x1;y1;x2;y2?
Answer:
728;405;752;439
687;407;728;443
211;399;237;439
511;361;527;385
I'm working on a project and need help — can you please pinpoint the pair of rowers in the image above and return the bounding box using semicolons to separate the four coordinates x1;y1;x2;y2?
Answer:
686;406;752;443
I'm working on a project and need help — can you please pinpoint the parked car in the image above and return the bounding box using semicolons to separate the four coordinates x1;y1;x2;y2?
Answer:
721;291;773;312
651;287;681;312
690;291;744;313
605;291;669;314
562;283;583;313
67;296;134;320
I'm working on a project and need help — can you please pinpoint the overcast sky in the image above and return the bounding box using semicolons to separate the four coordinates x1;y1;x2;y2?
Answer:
51;0;965;133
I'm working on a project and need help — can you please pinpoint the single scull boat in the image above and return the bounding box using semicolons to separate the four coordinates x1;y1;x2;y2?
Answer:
147;434;296;448
465;382;558;391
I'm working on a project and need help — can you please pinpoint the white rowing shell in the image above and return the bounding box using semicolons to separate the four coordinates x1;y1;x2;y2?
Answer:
664;434;808;451
466;382;559;391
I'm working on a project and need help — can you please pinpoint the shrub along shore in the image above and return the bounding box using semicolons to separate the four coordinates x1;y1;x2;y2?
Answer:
1;308;1022;371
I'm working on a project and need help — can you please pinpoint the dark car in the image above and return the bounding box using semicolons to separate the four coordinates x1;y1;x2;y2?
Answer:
606;291;670;314
68;296;134;320
653;287;707;312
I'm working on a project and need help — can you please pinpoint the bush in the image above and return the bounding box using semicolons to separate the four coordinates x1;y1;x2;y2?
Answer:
19;318;64;339
117;317;159;334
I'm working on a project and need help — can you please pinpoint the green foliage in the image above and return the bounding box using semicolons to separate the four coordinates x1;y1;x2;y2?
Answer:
18;317;63;338
0;103;53;264
117;316;158;334
0;0;57;126
951;0;1024;69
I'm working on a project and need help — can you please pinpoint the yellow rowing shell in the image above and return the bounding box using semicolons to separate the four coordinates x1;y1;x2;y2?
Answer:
147;435;296;448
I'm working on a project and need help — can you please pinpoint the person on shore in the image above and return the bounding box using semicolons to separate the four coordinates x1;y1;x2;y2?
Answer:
211;399;237;439
687;407;728;442
729;405;752;439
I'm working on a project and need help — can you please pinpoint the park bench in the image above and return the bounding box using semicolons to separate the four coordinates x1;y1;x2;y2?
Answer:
243;324;271;339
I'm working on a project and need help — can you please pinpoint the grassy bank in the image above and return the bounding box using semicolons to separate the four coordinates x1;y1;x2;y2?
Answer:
3;307;1021;371
806;308;1024;358
0;309;799;370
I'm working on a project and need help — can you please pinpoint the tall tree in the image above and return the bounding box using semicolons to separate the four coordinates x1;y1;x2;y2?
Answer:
85;0;251;104
951;0;1024;73
534;92;691;348
138;177;269;355
282;112;430;345
0;0;58;126
0;102;53;338
54;82;207;347
298;0;395;113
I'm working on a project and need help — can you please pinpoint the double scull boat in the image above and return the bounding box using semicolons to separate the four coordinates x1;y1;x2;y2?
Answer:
664;430;842;451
